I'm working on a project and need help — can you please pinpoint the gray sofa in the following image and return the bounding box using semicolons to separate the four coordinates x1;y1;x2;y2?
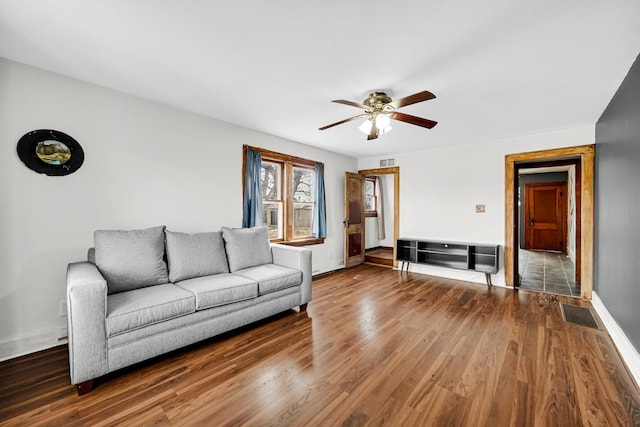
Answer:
66;226;312;395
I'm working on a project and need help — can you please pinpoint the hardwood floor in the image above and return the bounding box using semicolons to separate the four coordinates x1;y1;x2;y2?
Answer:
1;265;639;426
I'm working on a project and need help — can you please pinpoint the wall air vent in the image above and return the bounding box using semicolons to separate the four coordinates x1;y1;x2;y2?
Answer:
379;158;395;167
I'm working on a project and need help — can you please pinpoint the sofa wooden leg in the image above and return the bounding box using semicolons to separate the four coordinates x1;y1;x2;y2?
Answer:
299;303;308;312
76;379;95;395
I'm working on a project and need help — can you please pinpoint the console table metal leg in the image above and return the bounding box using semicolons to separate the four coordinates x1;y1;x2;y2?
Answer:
400;261;409;272
485;272;492;286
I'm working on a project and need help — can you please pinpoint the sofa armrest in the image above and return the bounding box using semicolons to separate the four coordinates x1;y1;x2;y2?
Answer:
66;262;109;384
271;244;312;305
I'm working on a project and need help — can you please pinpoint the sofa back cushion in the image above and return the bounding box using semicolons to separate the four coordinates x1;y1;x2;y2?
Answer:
94;225;169;294
165;230;229;282
221;227;272;272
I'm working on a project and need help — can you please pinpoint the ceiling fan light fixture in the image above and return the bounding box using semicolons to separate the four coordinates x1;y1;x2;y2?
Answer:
379;125;392;135
375;113;391;130
358;119;373;134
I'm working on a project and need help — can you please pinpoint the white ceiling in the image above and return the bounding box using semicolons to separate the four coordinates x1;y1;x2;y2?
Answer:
1;1;639;158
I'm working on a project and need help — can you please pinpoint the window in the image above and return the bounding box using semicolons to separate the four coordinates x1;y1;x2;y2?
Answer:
244;145;325;245
261;161;283;239
365;177;377;217
292;166;314;238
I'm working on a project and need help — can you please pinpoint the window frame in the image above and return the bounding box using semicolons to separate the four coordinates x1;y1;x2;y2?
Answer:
243;145;325;246
364;177;378;217
261;160;284;240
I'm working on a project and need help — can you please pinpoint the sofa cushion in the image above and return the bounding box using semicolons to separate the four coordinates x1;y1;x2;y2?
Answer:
106;283;196;337
234;264;302;295
95;226;169;294
165;230;229;282
175;273;258;310
221;227;272;272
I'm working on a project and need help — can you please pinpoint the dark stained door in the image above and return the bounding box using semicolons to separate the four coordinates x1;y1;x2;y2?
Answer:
524;182;567;252
344;172;365;268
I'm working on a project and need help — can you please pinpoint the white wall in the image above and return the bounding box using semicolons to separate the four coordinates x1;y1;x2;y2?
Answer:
364;218;379;249
358;126;595;285
0;58;356;360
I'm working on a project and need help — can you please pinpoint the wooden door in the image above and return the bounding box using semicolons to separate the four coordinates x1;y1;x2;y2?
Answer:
524;182;567;251
344;172;365;268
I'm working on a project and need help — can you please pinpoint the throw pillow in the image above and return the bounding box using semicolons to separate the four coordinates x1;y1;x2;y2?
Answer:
165;230;229;282
220;226;272;272
94;225;169;294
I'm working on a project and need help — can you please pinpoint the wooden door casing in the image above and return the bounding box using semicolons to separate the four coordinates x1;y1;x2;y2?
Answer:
344;172;365;268
505;145;593;298
358;167;400;268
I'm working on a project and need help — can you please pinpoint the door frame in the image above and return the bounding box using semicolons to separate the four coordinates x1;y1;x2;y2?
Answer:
357;166;400;268
505;145;594;299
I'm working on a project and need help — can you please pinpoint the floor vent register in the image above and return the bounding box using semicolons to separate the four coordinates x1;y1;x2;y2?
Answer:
561;303;600;329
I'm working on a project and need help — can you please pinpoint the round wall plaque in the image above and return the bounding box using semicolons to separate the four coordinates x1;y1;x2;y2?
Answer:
17;129;84;176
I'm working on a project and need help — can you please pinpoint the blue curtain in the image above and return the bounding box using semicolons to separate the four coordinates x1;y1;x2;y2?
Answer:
312;163;327;238
242;148;263;228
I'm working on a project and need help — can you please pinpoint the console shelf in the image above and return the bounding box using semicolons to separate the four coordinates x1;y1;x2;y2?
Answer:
397;238;499;285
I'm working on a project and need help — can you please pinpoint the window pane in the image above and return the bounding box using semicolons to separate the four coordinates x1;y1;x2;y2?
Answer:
365;196;376;211
292;166;314;203
263;201;283;239
293;202;314;238
261;161;281;200
364;179;375;196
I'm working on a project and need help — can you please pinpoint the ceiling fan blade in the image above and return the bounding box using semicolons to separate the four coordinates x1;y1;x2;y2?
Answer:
388;91;436;109
367;125;379;140
332;99;369;109
390;112;438;129
319;114;368;130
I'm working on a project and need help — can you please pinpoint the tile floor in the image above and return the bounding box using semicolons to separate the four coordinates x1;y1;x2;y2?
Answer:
518;249;580;297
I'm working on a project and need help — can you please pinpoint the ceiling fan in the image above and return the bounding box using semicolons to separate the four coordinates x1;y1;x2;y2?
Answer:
319;90;437;140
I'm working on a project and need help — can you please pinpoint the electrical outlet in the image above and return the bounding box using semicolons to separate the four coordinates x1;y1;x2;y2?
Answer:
59;300;67;317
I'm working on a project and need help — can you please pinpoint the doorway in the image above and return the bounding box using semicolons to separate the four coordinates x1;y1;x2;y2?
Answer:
345;167;399;269
505;145;594;299
518;167;577;296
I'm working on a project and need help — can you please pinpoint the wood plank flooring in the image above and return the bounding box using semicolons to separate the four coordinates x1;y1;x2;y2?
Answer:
1;265;639;426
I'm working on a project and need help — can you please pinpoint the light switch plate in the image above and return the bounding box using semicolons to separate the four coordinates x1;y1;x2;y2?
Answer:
476;204;486;213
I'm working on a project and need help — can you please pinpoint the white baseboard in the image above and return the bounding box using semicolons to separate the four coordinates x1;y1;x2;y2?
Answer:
591;291;640;389
0;327;67;363
397;263;507;287
312;263;345;277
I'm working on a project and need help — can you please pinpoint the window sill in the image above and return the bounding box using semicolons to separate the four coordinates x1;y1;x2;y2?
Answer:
272;238;325;247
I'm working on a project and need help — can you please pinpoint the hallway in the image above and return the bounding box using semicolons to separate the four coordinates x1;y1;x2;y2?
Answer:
519;249;580;297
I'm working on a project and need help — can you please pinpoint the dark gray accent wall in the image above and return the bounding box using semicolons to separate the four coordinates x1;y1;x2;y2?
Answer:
518;172;568;247
595;52;640;352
